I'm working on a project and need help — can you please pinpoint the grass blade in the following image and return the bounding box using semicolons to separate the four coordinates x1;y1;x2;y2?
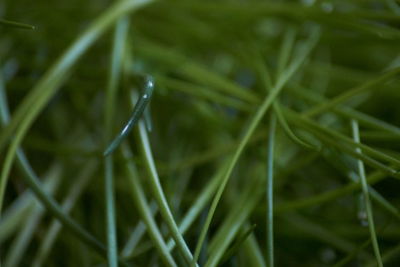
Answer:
351;119;383;267
122;145;177;267
0;19;35;29
266;114;276;267
135;119;195;265
103;16;130;267
192;26;320;266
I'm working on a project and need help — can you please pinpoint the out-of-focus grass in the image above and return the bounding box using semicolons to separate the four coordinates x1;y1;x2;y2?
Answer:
1;0;400;266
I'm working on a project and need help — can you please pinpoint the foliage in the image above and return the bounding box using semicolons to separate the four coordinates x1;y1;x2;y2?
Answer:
1;0;400;266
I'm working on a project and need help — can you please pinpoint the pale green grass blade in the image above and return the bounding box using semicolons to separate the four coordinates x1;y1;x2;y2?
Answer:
103;16;130;267
135;119;195;265
351;119;383;267
121;201;157;258
4;165;62;267
32;161;97;267
122;144;177;267
243;233;267;267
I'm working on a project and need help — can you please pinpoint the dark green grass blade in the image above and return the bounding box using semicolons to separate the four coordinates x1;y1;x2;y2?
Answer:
104;75;154;156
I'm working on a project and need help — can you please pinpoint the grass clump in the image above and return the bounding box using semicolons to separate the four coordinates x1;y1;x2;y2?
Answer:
1;0;400;266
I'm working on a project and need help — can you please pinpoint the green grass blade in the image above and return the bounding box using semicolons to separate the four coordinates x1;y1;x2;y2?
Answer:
266;114;276;267
276;169;388;213
0;18;35;29
0;0;153;152
135;39;258;103
291;86;400;137
351;119;383;267
4;165;62;267
104;75;154;156
167;162;227;252
303;67;400;118
274;102;318;150
104;157;118;267
122;144;177;267
205;166;265;267
103;16;130;267
121;201;157;258
219;224;257;265
135;120;195;265
276;28;296;81
32;161;97;267
0;73;106;256
0;0;153;220
192;26;320;266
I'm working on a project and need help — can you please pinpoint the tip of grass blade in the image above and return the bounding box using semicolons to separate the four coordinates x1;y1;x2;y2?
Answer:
0;19;35;30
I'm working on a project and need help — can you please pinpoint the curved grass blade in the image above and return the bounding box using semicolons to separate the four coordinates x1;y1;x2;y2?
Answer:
286;109;400;170
135;119;196;266
252;27;317;151
0;0;153;153
0;72;106;256
192;26;320;266
124;162;226;258
351;120;383;267
0;18;35;30
32;161;97;267
274;102;319;150
0;0;153;225
104;74;154;156
166;162;227;252
4;166;61;267
122;144;177;267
